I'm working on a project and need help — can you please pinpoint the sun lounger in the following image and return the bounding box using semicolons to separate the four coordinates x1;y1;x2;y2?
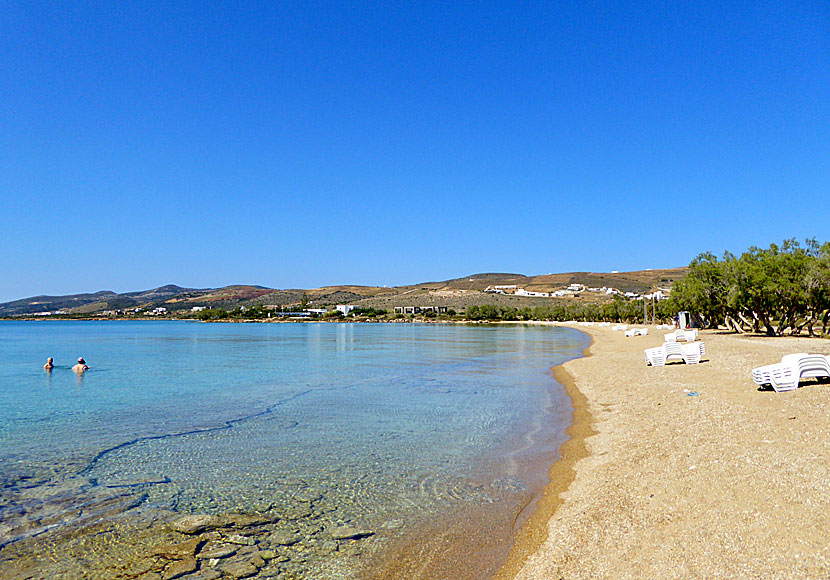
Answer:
751;354;830;392
644;346;666;366
645;341;706;366
664;329;698;343
625;328;649;337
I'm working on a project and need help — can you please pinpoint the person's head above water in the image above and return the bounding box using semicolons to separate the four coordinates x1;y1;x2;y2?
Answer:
73;357;89;372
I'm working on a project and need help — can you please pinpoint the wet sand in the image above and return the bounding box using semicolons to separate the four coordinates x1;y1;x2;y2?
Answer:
509;326;830;579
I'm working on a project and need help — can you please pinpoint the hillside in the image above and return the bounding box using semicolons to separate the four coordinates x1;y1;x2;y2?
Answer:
0;268;687;317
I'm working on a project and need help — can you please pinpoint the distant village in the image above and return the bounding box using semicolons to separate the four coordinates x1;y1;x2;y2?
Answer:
483;284;668;301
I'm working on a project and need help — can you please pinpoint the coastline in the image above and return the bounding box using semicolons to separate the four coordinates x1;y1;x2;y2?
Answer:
509;326;830;579
493;332;596;580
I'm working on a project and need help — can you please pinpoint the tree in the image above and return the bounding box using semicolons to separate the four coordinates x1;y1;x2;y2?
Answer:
672;238;830;336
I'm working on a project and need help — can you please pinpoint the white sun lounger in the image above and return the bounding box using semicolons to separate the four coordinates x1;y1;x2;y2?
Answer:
625;328;649;337
751;354;830;392
645;341;706;366
664;329;698;343
644;346;666;366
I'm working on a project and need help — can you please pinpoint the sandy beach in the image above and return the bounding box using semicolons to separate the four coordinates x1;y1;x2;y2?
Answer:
506;325;830;579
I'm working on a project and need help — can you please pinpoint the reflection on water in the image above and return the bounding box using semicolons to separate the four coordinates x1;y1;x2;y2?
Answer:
0;321;588;578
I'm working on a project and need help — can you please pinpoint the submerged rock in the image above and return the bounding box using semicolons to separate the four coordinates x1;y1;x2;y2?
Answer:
153;537;203;559
267;530;301;546
329;526;374;540
161;556;197;580
219;560;259;578
170;515;216;535
196;544;237;560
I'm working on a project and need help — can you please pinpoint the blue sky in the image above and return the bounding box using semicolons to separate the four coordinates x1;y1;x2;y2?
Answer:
1;1;827;301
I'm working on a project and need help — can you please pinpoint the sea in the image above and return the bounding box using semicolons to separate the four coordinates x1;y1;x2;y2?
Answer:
0;320;588;579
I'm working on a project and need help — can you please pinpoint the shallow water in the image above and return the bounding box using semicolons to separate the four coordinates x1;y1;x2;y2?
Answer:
0;321;588;578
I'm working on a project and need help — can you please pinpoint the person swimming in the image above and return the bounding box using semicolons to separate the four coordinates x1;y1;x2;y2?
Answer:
72;357;89;373
43;357;54;370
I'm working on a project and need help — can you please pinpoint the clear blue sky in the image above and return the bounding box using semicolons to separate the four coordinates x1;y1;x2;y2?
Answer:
1;1;827;301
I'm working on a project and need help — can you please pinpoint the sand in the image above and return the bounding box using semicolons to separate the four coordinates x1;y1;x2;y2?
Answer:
508;326;830;579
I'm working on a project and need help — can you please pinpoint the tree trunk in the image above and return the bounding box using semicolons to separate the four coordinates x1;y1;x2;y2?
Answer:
760;313;776;336
737;313;755;332
776;314;790;336
725;315;744;333
749;311;763;333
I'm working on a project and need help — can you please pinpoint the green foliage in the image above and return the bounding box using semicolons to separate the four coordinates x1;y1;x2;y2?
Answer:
671;238;830;336
351;307;388;317
196;308;229;320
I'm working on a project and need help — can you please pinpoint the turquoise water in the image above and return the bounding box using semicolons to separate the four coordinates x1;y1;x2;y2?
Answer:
0;321;588;577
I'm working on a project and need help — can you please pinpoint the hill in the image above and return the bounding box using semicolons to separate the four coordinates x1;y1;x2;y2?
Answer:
0;268;688;317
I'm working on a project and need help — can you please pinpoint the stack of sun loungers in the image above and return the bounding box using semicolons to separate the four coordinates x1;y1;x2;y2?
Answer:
624;328;649;337
644;330;706;366
751;353;830;392
663;329;698;342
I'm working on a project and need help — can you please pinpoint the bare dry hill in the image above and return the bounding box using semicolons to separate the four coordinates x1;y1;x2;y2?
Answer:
0;268;688;316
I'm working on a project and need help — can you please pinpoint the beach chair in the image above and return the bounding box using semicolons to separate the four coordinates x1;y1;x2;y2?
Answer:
664;329;698;343
661;341;705;365
681;341;705;364
645;346;666;366
753;354;830;392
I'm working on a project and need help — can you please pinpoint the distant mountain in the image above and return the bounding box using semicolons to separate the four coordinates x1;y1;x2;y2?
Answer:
0;290;120;316
123;284;196;301
0;268;688;317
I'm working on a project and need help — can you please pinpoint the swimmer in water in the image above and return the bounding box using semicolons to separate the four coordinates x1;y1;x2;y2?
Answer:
72;357;89;373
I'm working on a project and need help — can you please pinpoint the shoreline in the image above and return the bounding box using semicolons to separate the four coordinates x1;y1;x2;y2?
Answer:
359;325;588;580
493;332;596;580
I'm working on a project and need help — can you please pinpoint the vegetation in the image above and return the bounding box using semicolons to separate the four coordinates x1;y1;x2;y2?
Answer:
350;307;388;317
670;238;830;336
464;298;660;323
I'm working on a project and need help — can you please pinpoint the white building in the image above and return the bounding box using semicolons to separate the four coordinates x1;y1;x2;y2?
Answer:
336;305;356;316
516;288;551;297
191;306;206;312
